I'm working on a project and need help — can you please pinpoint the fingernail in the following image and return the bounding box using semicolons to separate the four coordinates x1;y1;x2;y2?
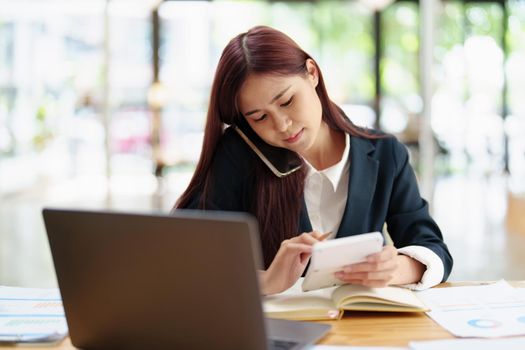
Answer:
343;266;352;273
335;272;343;278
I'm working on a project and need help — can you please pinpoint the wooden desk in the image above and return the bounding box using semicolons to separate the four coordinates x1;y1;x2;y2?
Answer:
5;281;525;349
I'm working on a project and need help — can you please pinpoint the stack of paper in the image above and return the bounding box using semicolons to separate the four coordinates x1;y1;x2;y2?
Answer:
416;280;525;338
0;285;68;344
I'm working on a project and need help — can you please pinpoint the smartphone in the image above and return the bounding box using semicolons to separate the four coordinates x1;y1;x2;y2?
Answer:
233;118;302;178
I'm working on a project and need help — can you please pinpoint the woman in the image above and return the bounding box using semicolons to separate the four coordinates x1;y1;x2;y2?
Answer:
175;26;453;295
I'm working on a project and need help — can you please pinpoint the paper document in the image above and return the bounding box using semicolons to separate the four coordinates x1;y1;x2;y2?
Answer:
410;337;525;350
313;347;407;350
417;280;525;338
0;285;68;343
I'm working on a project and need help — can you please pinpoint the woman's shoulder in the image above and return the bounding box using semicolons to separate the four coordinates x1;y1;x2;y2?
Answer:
217;126;252;154
212;125;257;170
350;130;408;162
349;128;398;148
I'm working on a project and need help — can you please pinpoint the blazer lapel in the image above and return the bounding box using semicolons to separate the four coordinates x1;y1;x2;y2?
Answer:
299;197;313;233
336;137;379;237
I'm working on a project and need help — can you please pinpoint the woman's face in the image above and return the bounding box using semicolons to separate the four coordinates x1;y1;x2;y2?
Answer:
237;59;323;156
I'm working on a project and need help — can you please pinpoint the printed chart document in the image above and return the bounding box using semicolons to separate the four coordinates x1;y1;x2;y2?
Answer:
264;278;428;321
409;337;525;350
313;346;407;350
417;280;525;338
0;286;68;343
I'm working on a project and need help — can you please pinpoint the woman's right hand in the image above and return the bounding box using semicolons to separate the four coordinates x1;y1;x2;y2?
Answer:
259;231;325;295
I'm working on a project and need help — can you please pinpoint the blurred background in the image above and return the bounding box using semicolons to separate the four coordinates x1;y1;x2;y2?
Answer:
1;0;524;287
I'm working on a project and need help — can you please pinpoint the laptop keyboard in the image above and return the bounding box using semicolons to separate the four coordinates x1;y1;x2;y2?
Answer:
270;339;300;350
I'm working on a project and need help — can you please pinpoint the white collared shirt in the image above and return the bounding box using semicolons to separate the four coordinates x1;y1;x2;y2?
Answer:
303;134;444;290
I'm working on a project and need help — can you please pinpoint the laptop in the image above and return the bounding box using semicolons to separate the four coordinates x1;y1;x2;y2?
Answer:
42;208;330;350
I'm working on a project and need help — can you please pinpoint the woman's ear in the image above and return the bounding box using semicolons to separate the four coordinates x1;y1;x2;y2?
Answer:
305;58;319;88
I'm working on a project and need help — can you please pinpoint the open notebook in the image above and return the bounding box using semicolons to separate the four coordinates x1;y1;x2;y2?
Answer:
264;278;428;321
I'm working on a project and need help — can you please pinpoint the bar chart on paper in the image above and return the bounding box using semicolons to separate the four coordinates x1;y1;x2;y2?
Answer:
417;281;525;337
0;286;68;343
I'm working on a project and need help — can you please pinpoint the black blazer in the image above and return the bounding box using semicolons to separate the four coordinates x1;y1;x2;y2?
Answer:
182;127;453;282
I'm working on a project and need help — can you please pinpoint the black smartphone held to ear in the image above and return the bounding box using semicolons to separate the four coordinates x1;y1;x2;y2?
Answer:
233;118;302;178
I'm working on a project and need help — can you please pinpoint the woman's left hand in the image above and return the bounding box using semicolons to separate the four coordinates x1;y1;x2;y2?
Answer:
334;245;425;287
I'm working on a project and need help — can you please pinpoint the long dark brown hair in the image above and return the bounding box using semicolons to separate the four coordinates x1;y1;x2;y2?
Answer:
176;26;377;268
